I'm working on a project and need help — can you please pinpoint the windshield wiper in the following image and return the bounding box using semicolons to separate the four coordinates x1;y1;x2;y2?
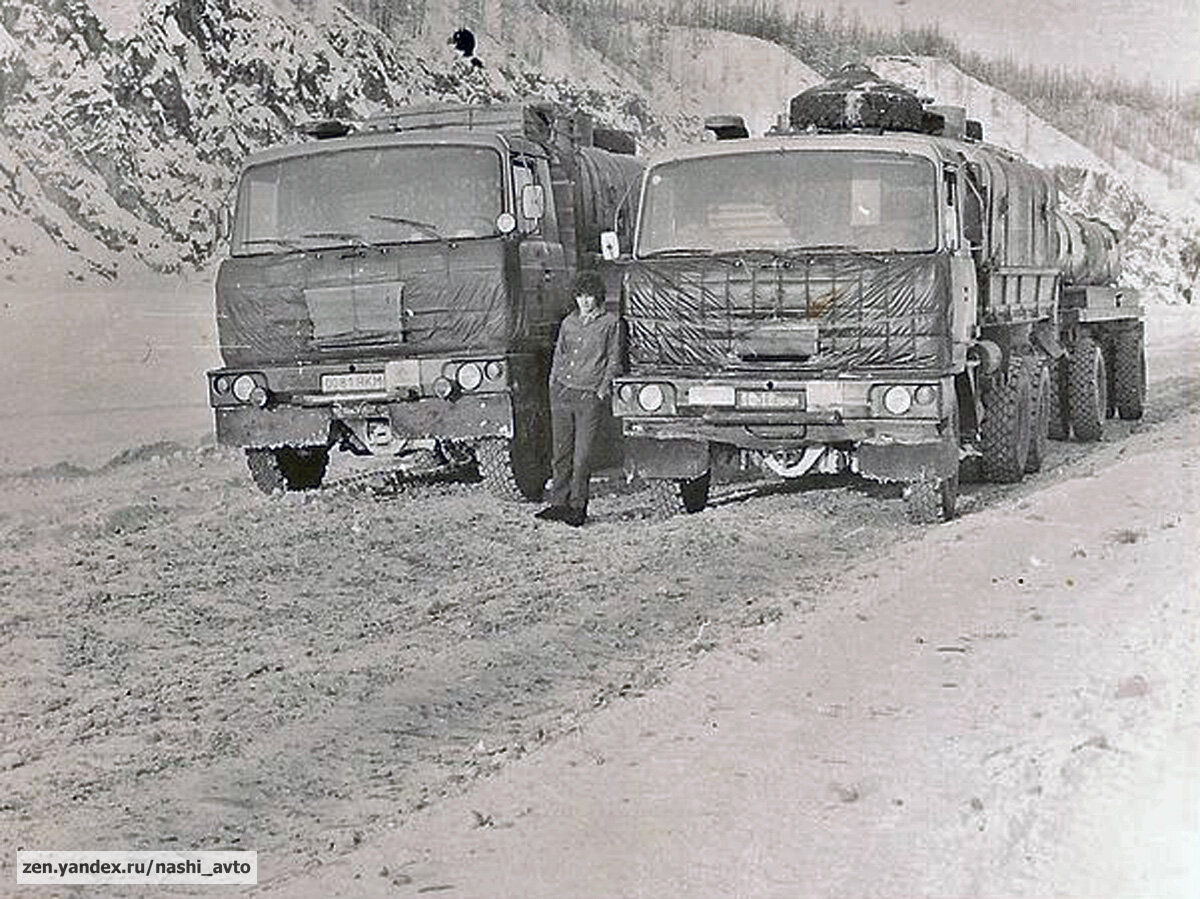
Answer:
368;214;443;240
300;231;375;249
239;237;305;253
639;247;718;259
779;244;889;264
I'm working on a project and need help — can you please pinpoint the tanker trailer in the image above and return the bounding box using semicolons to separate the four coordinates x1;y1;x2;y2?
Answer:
603;63;1143;523
1052;211;1145;440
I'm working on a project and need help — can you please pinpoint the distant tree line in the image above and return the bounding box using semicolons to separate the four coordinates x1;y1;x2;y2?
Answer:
529;0;1200;172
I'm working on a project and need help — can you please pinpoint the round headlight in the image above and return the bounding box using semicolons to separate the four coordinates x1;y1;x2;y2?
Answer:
250;385;269;408
433;377;455;399
213;375;230;394
456;362;483;391
232;374;257;403
618;383;636;404
484;360;504;381
638;384;665;412
883;385;913;415
914;384;937;405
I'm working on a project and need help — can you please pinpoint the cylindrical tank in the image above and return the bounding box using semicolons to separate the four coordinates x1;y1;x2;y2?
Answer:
1055;211;1122;286
572;145;644;259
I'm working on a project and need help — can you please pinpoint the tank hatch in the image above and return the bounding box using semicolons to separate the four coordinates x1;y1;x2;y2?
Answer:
788;63;945;135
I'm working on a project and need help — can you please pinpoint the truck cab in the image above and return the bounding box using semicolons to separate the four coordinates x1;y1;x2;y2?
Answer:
208;103;641;497
612;131;972;519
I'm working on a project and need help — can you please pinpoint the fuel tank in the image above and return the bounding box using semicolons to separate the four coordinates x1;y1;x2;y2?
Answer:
1055;211;1122;286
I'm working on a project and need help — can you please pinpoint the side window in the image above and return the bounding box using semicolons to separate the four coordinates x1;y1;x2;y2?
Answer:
512;157;539;234
943;169;960;251
511;155;558;239
962;165;985;250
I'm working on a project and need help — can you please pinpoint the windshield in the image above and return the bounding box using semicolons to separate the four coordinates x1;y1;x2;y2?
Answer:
637;149;938;256
232;144;504;254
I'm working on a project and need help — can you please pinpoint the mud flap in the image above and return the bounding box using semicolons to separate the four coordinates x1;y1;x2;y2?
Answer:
216;406;332;448
623;436;710;480
858;439;958;482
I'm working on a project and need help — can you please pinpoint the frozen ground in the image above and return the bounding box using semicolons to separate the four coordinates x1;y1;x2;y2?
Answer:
0;277;1197;898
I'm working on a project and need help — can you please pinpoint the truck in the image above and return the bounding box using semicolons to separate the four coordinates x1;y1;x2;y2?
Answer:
603;64;1146;522
207;102;642;497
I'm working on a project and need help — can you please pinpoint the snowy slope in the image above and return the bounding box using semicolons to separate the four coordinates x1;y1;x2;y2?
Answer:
0;6;1192;297
0;0;701;284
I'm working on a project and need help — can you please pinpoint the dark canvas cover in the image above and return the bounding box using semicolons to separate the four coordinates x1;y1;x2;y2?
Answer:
625;255;951;372
216;242;517;367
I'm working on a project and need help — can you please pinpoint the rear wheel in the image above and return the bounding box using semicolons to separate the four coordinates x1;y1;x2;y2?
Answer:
1112;327;1146;420
646;471;711;517
1026;360;1051;473
246;446;329;493
980;357;1032;483
1067;333;1108;442
1046;357;1070;440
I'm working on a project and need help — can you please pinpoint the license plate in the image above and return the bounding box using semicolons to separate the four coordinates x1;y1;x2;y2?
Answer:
737;390;803;409
687;384;736;406
385;360;421;390
321;371;385;393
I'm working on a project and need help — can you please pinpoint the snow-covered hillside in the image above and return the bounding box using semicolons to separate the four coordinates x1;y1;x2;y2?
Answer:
0;0;826;285
0;3;1194;298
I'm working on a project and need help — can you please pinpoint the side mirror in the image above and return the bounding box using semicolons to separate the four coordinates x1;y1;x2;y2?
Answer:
521;184;545;222
600;231;620;261
216;206;231;243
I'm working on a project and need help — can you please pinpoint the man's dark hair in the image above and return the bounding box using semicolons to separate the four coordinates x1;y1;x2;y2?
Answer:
572;270;606;301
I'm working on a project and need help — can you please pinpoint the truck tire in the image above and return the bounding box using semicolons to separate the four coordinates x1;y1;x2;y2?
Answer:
1067;333;1107;442
980;358;1032;483
474;436;546;502
1046;358;1070;440
1026;360;1051;473
903;473;957;524
246;446;329;494
646;472;710;517
1112;327;1146;420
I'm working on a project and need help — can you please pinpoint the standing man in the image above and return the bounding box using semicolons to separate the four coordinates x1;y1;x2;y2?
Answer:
535;270;622;527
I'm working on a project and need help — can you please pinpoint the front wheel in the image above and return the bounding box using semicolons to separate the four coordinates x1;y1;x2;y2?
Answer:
646;471;711;517
903;473;957;524
474;435;547;502
245;446;329;493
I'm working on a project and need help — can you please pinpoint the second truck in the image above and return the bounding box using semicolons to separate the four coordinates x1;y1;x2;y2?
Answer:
208;102;642;497
605;64;1146;522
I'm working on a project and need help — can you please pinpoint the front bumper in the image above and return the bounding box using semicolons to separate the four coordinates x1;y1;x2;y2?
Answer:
208;359;520;449
615;373;958;480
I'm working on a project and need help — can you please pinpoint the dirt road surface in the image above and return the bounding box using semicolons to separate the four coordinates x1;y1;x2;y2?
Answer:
1;296;1198;897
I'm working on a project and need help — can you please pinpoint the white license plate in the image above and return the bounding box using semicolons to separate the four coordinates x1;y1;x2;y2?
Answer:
805;381;842;410
321;371;386;393
687;384;736;406
384;360;421;390
737;390;803;409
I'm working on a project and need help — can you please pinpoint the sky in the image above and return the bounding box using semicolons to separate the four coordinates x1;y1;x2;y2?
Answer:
795;0;1200;90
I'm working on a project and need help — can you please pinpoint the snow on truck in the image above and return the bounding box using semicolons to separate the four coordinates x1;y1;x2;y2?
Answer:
602;64;1145;522
207;103;642;497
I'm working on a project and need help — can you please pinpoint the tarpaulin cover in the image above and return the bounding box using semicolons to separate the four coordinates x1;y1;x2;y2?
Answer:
625;255;951;371
216;242;517;367
788;64;932;134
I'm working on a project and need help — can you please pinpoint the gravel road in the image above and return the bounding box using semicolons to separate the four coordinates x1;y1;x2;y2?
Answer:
1;299;1197;897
